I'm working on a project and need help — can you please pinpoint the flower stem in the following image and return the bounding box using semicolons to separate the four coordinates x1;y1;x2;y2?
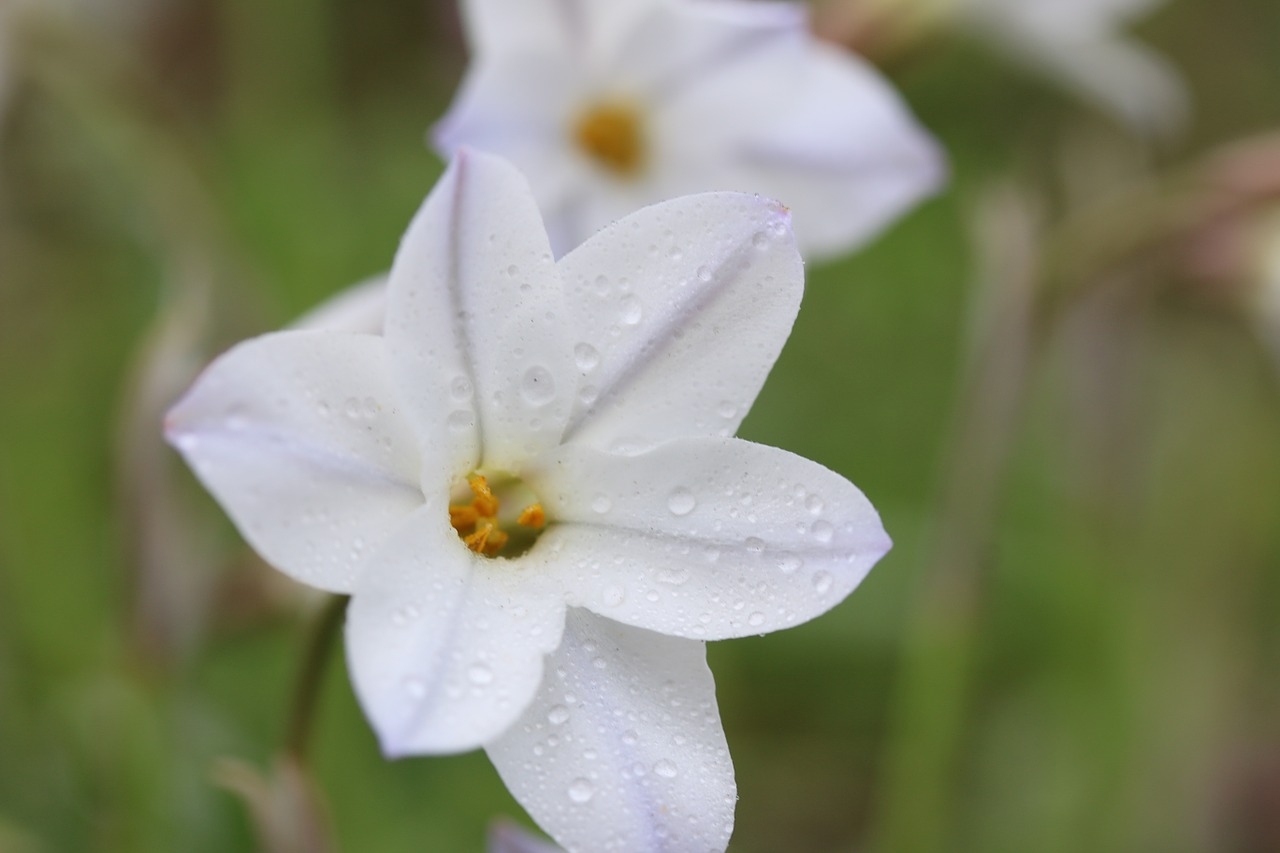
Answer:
285;595;349;762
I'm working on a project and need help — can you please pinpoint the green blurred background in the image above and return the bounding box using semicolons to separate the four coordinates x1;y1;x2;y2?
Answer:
2;0;1279;850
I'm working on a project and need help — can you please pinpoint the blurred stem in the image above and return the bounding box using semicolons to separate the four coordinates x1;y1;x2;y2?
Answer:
875;186;1043;853
285;595;349;763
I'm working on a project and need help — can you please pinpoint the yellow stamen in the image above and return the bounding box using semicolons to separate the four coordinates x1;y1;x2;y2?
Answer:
468;474;499;517
517;504;546;529
573;100;645;177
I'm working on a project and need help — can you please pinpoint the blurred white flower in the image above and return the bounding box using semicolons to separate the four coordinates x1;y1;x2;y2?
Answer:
166;151;891;852
955;0;1188;135
434;0;944;261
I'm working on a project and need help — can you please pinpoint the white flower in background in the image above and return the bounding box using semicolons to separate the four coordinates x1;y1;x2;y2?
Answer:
434;0;944;261
166;151;891;852
954;0;1188;135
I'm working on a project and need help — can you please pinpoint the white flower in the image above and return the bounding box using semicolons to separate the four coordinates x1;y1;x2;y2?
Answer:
165;150;891;852
434;0;944;261
954;0;1188;135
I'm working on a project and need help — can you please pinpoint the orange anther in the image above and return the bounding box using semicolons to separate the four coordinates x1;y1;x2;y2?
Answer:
468;474;499;517
517;504;546;529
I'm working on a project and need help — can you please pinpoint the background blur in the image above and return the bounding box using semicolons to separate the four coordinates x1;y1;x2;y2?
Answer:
2;0;1279;851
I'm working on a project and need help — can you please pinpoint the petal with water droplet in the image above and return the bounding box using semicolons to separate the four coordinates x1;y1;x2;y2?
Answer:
347;505;566;755
557;193;802;452
385;150;576;475
164;331;425;593
525;437;891;639
486;609;734;853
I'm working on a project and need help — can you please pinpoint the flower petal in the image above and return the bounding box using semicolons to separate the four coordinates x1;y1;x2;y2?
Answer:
164;331;424;593
384;150;577;476
555;193;802;453
485;609;735;853
461;0;654;61
488;820;565;853
346;504;566;756
524;437;890;640
290;274;388;335
657;41;945;259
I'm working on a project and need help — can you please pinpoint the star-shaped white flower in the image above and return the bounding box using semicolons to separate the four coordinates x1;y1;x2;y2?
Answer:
166;151;891;852
434;0;944;261
955;0;1187;135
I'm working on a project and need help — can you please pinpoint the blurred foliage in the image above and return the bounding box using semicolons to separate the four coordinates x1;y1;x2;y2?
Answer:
1;0;1279;851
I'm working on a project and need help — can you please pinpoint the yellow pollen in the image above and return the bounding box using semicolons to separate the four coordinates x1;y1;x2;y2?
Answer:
573;100;645;177
517;504;546;529
449;475;548;557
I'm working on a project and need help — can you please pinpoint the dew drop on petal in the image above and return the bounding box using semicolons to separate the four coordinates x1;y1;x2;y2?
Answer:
447;410;474;432
748;611;766;627
654;759;679;779
568;778;595;804
619;295;643;326
520;366;556;406
745;537;766;555
716;400;737;420
467;663;494;685
696;265;713;283
574;343;601;371
813;571;834;596
805;494;825;515
591;493;613;514
601;584;626;607
811;520;835;543
548;705;570;726
778;555;803;575
667;487;696;516
450;376;473;400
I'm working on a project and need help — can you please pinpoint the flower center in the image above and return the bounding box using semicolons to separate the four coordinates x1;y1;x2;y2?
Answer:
449;473;546;558
572;98;646;177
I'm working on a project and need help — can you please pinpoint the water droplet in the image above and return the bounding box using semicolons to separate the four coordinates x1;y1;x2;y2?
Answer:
778;555;803;575
506;264;519;277
520;366;556;406
548;705;570;726
568;778;595;803
621;729;639;746
813;571;834;595
593;274;610;295
751;231;768;249
657;566;689;585
805;494;825;515
619;295;643;326
467;663;494;685
344;397;361;418
450;376;473;400
745;537;766;555
696;265;713;283
579;385;599;406
446;409;474;431
601;584;626;607
667;487;696;516
591;493;612;514
716;400;737;420
811;520;834;543
574;343;601;371
748;611;766;628
654;759;678;779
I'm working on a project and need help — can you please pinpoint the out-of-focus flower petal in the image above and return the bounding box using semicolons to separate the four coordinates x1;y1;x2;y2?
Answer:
663;42;946;258
557;193;802;453
486;609;734;853
346;505;566;756
290;275;389;335
525;438;889;639
384;150;577;475
165;332;424;593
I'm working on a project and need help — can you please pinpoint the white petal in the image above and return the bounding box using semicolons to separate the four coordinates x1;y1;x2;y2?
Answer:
524;438;891;640
165;331;424;593
290;274;388;334
488;821;566;853
485;609;735;853
384;150;577;475
555;193;802;453
346;505;566;756
461;0;653;61
657;42;945;259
